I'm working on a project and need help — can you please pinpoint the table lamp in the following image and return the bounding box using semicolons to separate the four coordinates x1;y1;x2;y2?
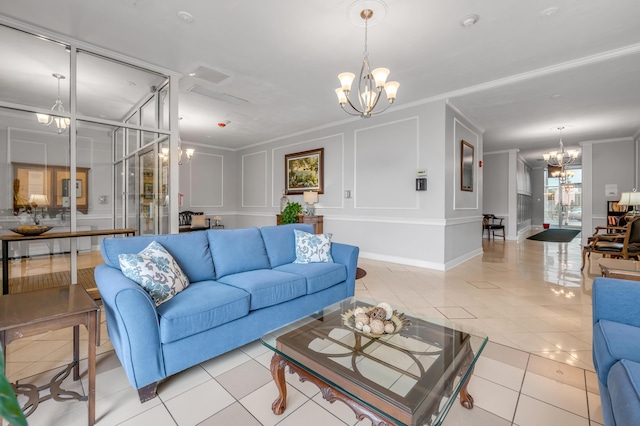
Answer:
618;189;640;217
303;191;319;215
28;194;49;225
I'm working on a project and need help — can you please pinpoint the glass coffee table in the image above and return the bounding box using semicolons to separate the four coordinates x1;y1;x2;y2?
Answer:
598;258;640;280
261;297;488;426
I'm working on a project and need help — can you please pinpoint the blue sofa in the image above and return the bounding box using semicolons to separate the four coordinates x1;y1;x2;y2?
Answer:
95;223;359;402
592;277;640;425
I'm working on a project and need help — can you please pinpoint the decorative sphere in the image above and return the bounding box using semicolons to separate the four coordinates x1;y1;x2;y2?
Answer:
377;302;393;320
355;313;370;325
369;307;387;321
354;307;365;316
384;322;395;334
355;321;364;330
362;324;371;334
370;319;385;334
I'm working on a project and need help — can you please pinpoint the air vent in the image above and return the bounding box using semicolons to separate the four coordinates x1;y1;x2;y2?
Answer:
189;66;231;85
188;84;248;105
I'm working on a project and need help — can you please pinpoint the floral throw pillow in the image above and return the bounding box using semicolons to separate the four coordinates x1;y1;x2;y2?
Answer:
294;229;334;264
118;241;190;306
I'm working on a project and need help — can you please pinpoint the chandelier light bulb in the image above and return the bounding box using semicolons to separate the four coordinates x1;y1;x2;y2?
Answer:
36;73;70;133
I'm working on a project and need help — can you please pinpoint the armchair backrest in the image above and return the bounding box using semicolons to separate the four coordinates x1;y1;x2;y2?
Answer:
625;216;640;245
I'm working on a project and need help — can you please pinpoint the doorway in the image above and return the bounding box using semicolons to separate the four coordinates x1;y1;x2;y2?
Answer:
544;167;582;229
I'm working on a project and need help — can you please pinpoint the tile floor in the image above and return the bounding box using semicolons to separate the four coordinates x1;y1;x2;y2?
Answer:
4;228;607;425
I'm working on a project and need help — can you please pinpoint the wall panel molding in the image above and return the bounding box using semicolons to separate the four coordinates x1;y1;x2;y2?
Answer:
242;151;267;208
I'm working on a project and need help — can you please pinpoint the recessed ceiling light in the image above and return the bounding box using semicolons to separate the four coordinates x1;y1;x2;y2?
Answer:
551;94;562;100
177;11;194;23
540;7;559;18
460;14;479;28
188;72;196;77
127;81;136;86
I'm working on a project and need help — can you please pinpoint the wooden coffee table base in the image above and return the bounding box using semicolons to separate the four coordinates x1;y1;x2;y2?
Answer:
270;353;475;426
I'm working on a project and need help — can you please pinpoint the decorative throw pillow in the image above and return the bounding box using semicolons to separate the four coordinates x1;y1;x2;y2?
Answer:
190;214;207;229
118;241;190;306
294;229;334;264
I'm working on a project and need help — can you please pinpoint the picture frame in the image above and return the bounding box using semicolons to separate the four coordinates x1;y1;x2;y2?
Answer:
461;140;474;192
144;183;153;199
285;148;324;195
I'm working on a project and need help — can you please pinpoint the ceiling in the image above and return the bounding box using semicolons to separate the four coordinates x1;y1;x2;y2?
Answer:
1;0;639;165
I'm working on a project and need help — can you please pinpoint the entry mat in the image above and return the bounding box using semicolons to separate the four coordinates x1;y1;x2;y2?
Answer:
527;229;580;243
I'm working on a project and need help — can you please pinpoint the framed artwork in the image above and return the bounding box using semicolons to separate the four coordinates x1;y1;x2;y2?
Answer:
144;183;153;199
461;140;474;192
285;148;324;195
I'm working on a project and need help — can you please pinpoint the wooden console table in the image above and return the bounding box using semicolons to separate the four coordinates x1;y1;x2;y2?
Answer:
276;214;323;234
0;285;99;425
1;228;136;295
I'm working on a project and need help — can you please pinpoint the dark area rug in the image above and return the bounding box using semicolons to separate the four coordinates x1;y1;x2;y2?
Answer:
527;229;580;242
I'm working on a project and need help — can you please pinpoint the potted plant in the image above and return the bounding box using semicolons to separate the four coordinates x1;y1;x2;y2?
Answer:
0;347;27;426
280;202;302;224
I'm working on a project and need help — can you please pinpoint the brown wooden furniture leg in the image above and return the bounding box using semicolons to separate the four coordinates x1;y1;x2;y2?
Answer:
459;369;475;409
88;309;97;426
270;353;289;415
270;353;396;425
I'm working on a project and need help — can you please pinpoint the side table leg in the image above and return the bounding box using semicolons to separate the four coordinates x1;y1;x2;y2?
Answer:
72;325;80;381
459;368;475;409
270;353;288;415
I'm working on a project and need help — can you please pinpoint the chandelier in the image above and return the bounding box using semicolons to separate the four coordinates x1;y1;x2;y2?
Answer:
542;126;579;167
550;166;574;184
335;8;399;118
159;144;194;165
36;73;71;134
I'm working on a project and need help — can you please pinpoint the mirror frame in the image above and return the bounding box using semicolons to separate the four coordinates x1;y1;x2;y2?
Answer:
461;140;474;192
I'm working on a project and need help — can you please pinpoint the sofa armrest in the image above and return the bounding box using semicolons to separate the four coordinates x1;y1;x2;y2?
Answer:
331;242;360;297
94;264;166;389
593;277;640;328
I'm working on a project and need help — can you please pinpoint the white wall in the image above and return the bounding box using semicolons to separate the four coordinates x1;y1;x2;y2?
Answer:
230;100;484;270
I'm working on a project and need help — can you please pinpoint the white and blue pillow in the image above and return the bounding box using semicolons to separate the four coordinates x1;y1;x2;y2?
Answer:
294;229;334;264
118;241;190;306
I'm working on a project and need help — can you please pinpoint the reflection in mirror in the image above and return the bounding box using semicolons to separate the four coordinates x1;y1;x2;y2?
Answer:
461;140;474;192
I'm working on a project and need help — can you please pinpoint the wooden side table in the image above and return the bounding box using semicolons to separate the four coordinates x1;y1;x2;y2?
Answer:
0;286;99;425
276;214;323;234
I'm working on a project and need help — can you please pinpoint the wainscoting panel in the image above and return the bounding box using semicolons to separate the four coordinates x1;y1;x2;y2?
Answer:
354;117;419;209
190;152;223;208
242;151;267;207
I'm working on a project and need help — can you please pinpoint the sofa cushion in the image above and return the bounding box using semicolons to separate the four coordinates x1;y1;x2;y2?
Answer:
261;223;314;268
207;228;271;278
593;320;640;385
216;269;306;310
101;232;215;282
156;281;250;344
274;262;347;295
608;359;640;426
294;229;334;264
118;241;190;306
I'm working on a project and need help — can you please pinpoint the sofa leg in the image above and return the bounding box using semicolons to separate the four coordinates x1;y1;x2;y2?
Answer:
138;382;158;403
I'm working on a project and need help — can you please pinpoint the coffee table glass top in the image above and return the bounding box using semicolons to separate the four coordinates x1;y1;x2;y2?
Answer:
261;297;488;426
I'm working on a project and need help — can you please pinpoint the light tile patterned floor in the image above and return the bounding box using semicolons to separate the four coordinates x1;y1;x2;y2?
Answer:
4;228;607;425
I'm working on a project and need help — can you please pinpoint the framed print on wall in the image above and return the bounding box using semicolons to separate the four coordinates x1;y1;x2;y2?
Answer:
285;148;324;195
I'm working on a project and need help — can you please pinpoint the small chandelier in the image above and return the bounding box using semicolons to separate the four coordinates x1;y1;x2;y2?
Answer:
36;73;71;134
335;8;399;118
158;144;194;165
550;166;574;184
542;126;579;167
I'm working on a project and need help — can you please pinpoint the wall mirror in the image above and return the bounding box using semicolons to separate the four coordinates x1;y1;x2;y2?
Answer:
461;140;474;192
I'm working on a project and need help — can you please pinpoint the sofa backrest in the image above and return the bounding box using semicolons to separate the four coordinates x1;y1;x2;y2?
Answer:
207;227;271;278
260;223;314;268
100;232;215;282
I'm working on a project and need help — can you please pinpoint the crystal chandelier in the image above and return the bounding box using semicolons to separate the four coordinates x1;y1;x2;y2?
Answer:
550;166;574;184
542;127;579;167
334;8;399;118
36;73;71;134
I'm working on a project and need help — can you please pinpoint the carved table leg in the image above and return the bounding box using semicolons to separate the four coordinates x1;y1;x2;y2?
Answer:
458;364;475;409
270;353;288;415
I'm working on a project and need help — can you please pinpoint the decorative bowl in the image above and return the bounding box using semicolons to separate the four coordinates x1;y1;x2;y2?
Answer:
342;306;410;338
10;226;53;236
